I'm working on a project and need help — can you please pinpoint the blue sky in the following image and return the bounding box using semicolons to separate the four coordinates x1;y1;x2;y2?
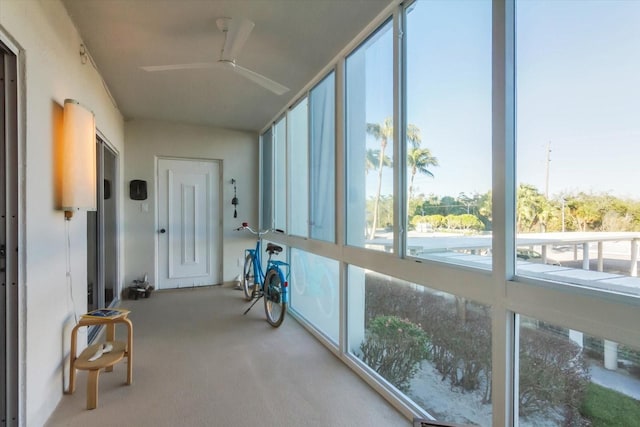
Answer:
364;0;640;201
517;0;640;199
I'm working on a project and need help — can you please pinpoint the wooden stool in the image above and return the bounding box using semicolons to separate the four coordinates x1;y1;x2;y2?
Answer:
73;341;126;409
67;310;133;409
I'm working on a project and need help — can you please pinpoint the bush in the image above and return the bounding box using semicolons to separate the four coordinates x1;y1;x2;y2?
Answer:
364;273;432;327
420;298;491;399
360;315;429;393
519;327;591;425
364;274;492;399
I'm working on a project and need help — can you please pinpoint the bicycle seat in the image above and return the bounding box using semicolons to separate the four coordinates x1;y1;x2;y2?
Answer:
266;243;283;254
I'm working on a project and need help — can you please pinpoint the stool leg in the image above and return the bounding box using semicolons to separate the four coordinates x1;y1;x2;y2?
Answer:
106;325;115;373
86;370;100;410
68;324;81;394
68;362;77;394
125;318;133;385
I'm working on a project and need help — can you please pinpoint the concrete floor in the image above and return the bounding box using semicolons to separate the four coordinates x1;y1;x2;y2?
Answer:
46;285;410;427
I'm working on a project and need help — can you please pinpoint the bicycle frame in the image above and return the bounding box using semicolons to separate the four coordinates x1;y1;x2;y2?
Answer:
247;239;289;303
237;223;290;316
268;259;289;304
244;238;272;294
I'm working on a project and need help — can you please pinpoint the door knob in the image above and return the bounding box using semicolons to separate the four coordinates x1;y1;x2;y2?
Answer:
159;228;166;234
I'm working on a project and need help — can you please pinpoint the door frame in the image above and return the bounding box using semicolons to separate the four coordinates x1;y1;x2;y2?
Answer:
155;156;223;289
1;32;21;426
87;135;120;339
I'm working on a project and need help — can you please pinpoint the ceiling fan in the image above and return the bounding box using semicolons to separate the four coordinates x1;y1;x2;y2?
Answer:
141;17;289;96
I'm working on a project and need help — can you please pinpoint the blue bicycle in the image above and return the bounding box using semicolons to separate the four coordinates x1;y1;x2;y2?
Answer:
236;223;289;327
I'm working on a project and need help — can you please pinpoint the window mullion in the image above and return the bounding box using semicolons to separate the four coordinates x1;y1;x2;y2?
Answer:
393;5;405;258
491;0;517;425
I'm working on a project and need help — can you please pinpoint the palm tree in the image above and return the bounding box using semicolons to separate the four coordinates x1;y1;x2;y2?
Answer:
517;184;551;232
407;147;438;201
366;118;434;239
365;148;390;175
366;117;394;239
406;123;422;149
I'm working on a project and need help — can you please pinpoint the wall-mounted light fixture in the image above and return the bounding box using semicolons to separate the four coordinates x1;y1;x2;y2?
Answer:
62;99;97;220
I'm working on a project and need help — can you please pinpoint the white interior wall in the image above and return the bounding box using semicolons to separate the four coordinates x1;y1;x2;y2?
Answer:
0;1;125;425
124;120;258;288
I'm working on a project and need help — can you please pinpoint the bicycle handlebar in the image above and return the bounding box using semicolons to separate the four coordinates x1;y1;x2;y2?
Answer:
235;223;284;236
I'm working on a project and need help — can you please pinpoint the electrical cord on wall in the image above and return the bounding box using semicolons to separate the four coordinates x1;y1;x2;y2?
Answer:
65;218;79;325
80;43;119;110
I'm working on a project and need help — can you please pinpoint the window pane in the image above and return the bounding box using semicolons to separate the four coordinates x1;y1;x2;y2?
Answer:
290;249;339;343
346;20;394;252
274;117;286;230
348;266;492;425
309;72;336;242
405;0;492;267
518;315;640;426
516;0;640;298
288;98;309;237
261;128;273;228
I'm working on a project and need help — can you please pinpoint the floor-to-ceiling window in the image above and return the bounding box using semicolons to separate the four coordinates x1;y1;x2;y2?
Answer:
260;127;273;229
514;1;640;425
347;267;493;425
274;117;286;230
515;0;640;295
345;19;394;252
260;1;640;425
405;0;492;266
288;98;309;238
291;249;339;343
309;72;336;242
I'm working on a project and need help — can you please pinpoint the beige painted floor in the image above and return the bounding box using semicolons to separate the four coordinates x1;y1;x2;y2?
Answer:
46;285;410;427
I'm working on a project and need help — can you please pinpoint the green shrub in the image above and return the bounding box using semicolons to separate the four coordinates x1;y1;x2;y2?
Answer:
364;274;492;399
360;315;429;393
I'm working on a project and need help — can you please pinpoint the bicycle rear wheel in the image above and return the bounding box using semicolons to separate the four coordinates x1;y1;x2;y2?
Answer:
242;255;256;301
263;268;287;327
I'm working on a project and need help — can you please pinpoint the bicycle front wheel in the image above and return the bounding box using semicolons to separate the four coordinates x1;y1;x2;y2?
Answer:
263;268;287;327
242;254;256;301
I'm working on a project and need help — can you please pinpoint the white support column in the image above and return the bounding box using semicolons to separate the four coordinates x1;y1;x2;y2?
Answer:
582;242;590;270
597;241;604;272
574;244;578;261
631;239;638;277
541;245;548;264
604;340;619;371
569;330;583;348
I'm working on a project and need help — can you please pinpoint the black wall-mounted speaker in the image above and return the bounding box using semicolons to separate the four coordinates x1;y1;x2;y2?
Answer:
129;180;147;200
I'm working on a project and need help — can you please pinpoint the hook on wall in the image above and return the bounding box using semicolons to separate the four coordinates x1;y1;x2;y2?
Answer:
231;178;238;218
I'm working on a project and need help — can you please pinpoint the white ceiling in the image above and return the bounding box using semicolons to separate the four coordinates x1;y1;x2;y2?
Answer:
62;0;393;132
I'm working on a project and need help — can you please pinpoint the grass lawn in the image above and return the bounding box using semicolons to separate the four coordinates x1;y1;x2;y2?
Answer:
581;382;640;426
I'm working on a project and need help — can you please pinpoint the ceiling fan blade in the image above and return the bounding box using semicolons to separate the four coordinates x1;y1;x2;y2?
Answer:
220;18;255;61
141;62;217;72
232;64;290;95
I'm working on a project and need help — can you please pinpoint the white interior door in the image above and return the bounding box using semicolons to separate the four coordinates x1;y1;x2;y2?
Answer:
158;158;220;289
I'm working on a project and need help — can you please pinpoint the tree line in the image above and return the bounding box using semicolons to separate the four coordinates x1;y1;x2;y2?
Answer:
407;186;640;234
365;118;639;235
